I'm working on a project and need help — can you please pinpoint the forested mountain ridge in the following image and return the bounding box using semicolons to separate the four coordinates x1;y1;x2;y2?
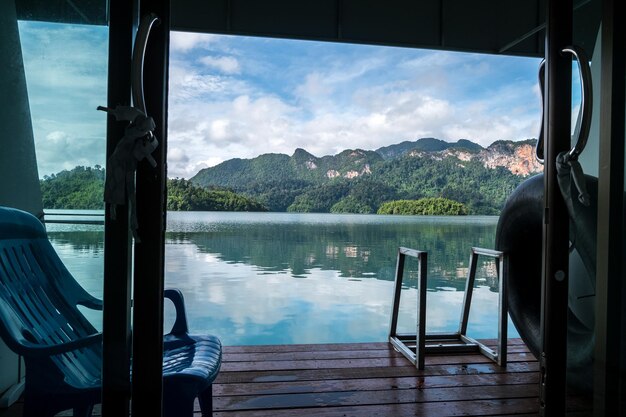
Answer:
375;138;484;159
375;138;540;176
40;138;541;215
192;138;540;187
190;138;541;215
192;148;384;189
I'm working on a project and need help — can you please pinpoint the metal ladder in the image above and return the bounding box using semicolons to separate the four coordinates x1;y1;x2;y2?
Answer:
389;246;508;370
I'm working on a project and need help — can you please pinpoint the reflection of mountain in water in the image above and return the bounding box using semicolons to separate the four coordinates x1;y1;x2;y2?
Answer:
45;215;501;292
166;218;500;291
48;231;104;254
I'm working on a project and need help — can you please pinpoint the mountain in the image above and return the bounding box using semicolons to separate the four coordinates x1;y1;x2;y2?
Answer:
190;138;542;215
375;138;484;159
196;153;294;189
403;138;541;177
481;139;541;176
192;148;384;188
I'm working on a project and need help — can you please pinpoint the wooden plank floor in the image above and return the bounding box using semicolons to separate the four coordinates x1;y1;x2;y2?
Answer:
211;338;590;417
0;339;593;416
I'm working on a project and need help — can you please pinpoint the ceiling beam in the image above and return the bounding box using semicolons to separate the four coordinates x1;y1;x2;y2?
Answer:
15;0;600;58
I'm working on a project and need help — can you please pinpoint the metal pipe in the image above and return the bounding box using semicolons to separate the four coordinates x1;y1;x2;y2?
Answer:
562;45;592;161
102;0;135;415
540;0;572;414
132;13;161;115
131;1;169;415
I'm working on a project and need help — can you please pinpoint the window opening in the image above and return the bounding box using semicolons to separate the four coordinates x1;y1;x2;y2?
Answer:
164;32;542;346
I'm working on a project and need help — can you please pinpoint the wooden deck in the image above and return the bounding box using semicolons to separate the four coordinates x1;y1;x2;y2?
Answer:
213;338;545;417
0;339;593;416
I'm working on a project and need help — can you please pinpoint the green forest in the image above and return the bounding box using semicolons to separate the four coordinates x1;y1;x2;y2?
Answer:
167;178;266;211
40;165;106;209
377;198;468;215
192;142;534;215
40;166;267;212
40;139;536;215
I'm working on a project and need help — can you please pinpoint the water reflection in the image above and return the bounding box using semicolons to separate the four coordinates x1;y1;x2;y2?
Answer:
47;229;104;330
46;212;517;345
166;212;500;290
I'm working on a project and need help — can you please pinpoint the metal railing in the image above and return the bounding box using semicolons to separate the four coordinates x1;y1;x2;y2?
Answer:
389;246;508;370
43;211;105;225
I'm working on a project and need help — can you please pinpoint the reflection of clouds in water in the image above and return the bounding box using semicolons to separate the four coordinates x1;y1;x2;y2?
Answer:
165;242;399;343
465;286;511;339
396;288;464;333
47;225;514;345
50;239;104;331
49;232;516;346
164;242;515;345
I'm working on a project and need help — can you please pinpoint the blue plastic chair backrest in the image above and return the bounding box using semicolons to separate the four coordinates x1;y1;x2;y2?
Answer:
0;206;101;387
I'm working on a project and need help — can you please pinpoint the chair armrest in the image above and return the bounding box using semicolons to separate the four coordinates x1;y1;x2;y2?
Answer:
20;332;103;357
164;288;189;335
0;299;102;357
78;295;103;311
55;269;103;311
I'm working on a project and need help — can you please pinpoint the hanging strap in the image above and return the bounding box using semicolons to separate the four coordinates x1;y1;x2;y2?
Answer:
98;105;157;241
98;13;161;241
556;151;591;210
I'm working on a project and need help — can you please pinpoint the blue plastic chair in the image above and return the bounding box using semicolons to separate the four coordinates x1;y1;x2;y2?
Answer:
0;206;222;417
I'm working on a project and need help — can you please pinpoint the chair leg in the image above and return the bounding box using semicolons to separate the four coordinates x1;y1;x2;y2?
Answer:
23;401;56;417
163;387;196;417
198;385;213;416
73;403;94;417
23;390;56;417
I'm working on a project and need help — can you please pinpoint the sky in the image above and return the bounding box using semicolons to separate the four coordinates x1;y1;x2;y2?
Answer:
19;22;544;179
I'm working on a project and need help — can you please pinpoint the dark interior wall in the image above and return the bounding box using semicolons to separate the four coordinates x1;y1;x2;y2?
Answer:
15;0;601;58
14;0;545;57
15;0;108;25
170;0;546;57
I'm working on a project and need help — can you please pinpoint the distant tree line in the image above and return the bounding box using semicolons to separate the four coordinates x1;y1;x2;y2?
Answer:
166;178;267;211
40;162;511;216
40;165;106;209
39;166;267;212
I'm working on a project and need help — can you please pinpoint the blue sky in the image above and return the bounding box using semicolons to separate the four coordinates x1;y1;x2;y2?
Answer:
168;32;543;179
19;22;543;179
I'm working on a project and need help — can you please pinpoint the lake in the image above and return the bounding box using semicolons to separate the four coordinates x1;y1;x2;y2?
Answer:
45;211;519;346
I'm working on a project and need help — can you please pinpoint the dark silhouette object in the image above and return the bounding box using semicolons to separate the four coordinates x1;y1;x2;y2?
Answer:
496;173;597;392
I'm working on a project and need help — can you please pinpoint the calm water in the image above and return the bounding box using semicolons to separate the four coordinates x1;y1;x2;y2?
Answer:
46;211;518;346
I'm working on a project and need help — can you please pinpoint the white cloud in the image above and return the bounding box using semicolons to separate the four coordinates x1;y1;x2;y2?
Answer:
35;128;105;176
168;59;252;106
166;54;541;178
167;91;303;178
168;147;189;164
18;22;108;177
295;72;333;100
199;55;241;74
401;50;463;69
170;31;218;52
17;24;541;180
